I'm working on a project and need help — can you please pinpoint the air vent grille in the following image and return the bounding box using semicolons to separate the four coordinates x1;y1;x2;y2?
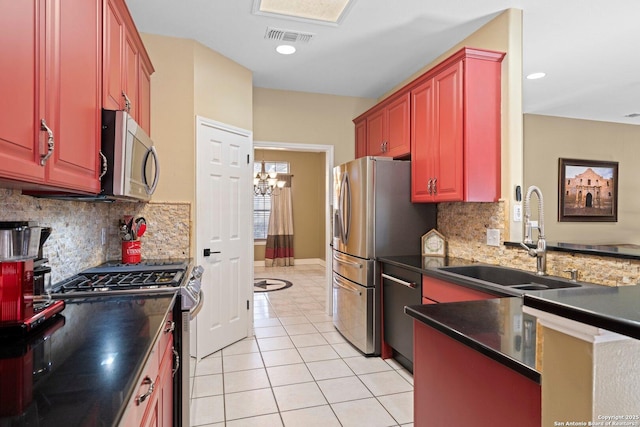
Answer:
265;27;314;44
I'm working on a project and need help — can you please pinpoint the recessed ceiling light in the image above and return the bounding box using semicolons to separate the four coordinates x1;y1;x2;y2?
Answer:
526;72;546;80
276;45;296;55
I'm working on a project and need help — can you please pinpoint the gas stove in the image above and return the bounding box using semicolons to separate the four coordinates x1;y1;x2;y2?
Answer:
51;259;191;298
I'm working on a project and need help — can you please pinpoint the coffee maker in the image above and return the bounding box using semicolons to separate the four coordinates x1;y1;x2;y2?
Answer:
0;222;64;337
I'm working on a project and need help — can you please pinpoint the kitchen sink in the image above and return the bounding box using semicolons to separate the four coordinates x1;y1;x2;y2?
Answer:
437;265;582;290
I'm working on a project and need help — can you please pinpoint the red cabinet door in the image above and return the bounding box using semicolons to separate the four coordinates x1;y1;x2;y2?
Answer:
410;78;435;202
139;60;153;135
410;48;504;203
432;60;463;202
0;1;45;183
366;108;385;156
103;0;125;111
354;118;367;158
385;93;410;158
44;0;101;193
0;0;100;192
124;34;140;120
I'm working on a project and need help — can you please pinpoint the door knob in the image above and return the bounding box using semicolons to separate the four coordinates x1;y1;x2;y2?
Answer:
203;248;221;257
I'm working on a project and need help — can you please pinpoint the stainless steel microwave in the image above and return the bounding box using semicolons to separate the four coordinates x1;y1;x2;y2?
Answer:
101;110;159;201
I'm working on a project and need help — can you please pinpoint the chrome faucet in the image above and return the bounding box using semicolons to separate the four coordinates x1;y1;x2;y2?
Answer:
520;185;547;275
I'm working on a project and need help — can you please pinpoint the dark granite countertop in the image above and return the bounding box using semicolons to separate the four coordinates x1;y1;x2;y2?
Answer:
0;293;176;426
385;255;640;379
523;286;640;340
405;297;540;383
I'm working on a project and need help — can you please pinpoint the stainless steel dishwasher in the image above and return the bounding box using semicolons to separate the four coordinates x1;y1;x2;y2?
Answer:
382;263;422;372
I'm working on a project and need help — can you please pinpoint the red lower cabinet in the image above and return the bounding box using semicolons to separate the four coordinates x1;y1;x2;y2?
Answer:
120;329;174;427
413;321;541;427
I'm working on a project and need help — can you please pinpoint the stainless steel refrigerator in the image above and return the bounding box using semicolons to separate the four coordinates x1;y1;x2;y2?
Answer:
332;157;437;355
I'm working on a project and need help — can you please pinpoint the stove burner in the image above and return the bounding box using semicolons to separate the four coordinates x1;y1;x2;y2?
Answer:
54;269;183;294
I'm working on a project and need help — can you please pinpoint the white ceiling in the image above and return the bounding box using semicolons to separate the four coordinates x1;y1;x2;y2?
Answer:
125;0;640;125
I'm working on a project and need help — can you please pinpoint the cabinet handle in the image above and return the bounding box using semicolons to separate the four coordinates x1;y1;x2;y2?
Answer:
98;151;108;180
135;376;155;405
40;119;54;166
172;348;180;377
427;179;433;194
164;320;175;334
433;177;437;195
382;273;417;288
122;91;132;113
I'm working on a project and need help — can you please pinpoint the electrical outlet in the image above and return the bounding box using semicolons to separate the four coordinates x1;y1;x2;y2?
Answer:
514;204;522;222
101;228;107;246
486;228;500;247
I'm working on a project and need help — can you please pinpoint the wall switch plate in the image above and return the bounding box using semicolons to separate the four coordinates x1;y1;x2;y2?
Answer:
486;228;500;247
514;204;522;222
101;228;107;246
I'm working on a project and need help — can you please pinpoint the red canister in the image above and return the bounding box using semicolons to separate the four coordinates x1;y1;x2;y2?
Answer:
121;240;141;264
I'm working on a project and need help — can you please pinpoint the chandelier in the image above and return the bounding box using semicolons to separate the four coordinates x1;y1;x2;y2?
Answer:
253;160;285;196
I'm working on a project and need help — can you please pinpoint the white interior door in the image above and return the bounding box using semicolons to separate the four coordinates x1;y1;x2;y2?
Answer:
193;117;252;360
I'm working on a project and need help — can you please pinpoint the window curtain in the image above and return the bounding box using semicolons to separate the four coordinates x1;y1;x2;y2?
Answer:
265;174;294;267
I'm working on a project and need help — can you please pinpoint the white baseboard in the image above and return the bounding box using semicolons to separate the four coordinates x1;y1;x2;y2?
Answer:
254;258;326;267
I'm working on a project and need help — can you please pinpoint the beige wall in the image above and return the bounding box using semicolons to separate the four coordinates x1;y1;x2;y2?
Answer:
524;114;640;245
194;43;253;131
141;34;196;204
253;149;326;262
253;88;376;167
540;326;593;425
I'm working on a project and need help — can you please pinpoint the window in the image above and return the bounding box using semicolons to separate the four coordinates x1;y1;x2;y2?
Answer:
253;161;289;239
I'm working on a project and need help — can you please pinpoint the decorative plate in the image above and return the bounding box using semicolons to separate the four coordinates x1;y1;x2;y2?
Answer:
421;229;446;257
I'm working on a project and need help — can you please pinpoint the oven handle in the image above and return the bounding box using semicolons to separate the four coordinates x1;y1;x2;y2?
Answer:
189;290;204;320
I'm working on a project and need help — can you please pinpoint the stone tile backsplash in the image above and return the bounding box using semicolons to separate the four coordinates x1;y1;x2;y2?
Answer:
438;201;640;287
0;189;190;283
3;186;639;287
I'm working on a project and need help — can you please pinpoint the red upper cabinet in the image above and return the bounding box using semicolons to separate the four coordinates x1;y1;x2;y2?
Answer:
411;48;505;203
354;118;367;158
103;0;154;135
385;94;411;158
0;1;46;184
0;0;101;193
354;92;410;159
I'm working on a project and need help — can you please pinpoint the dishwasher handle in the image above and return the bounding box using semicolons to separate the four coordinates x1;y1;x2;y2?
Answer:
382;273;417;289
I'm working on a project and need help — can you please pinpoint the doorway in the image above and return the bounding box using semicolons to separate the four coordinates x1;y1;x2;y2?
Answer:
253;141;334;315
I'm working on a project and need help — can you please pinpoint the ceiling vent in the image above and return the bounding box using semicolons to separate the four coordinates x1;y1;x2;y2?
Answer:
264;27;314;44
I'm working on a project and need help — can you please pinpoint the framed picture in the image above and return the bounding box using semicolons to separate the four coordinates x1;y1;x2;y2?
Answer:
421;229;446;257
558;158;618;222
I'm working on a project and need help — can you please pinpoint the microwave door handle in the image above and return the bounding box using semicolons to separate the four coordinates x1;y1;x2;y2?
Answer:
142;146;160;195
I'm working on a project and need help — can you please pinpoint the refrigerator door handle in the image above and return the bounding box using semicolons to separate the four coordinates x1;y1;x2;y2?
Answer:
333;251;363;269
339;172;351;245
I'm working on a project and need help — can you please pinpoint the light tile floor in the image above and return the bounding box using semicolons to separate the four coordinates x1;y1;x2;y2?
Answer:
190;264;414;426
